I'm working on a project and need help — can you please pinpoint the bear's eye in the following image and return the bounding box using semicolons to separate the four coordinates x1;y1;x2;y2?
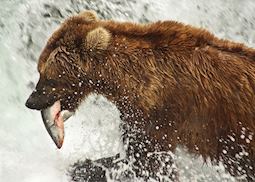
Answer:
46;79;59;87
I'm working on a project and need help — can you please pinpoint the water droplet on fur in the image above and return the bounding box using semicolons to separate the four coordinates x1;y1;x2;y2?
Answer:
248;134;253;140
222;149;227;154
228;135;235;142
239;152;244;156
237;166;242;171
241;134;245;139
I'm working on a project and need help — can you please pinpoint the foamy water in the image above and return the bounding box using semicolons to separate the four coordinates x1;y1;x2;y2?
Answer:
1;0;255;181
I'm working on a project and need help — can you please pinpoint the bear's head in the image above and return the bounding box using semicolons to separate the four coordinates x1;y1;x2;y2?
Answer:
25;11;112;148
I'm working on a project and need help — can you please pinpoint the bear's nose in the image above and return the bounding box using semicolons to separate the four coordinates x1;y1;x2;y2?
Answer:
25;91;56;110
25;97;38;110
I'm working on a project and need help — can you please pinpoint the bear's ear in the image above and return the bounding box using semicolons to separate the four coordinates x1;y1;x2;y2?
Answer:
78;10;98;22
85;27;111;51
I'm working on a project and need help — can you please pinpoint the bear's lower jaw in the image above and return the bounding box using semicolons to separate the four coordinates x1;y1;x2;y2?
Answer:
41;100;74;149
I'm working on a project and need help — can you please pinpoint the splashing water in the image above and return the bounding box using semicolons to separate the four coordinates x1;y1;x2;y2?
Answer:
1;0;255;181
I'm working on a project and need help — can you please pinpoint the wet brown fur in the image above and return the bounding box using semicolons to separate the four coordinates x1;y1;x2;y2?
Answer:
36;11;255;180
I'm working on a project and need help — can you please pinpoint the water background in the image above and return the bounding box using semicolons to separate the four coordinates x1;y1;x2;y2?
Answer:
1;0;255;181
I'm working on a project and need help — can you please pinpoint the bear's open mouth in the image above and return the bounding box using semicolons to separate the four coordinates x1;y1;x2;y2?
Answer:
41;100;74;148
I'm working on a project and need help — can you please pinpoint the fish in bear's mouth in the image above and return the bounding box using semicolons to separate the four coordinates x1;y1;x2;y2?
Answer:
41;100;74;148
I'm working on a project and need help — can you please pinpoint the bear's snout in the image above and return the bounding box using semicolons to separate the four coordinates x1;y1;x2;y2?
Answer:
25;97;34;109
25;91;55;110
25;93;41;110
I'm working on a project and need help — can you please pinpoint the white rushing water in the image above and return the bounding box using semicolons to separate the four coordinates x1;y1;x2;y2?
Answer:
1;0;255;181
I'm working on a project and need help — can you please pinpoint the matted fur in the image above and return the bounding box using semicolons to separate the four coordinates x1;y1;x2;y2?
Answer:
31;11;255;180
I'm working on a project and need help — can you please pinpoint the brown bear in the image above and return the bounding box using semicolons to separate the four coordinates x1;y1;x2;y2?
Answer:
25;10;255;181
